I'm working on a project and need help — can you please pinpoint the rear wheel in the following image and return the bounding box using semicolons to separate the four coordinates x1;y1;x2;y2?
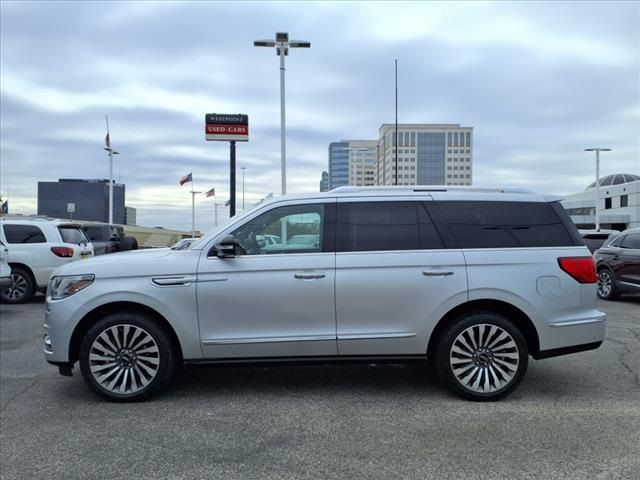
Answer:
597;269;619;300
79;312;176;402
0;267;35;304
435;312;528;401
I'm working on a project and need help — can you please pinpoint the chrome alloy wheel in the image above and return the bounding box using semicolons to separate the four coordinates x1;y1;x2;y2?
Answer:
449;323;520;393
4;273;27;300
88;324;160;395
598;271;612;298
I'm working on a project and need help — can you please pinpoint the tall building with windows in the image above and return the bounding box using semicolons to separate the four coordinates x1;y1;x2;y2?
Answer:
328;140;377;189
319;171;329;192
376;124;473;186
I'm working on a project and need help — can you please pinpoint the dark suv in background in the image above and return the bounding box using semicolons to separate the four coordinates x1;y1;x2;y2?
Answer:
595;228;640;300
81;223;138;255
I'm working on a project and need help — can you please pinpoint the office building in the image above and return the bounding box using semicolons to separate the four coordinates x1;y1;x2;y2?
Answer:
328;141;349;189
38;178;125;224
562;173;639;230
377;124;473;186
328;140;377;189
319;171;329;192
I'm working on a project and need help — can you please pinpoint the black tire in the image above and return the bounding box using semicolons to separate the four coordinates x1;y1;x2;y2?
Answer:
119;235;138;251
597;268;620;300
435;312;529;401
0;267;35;304
79;312;176;402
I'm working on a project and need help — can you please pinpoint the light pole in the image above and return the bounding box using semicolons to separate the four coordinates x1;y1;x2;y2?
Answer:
191;190;201;238
254;32;310;195
240;166;246;210
585;148;612;231
103;148;119;225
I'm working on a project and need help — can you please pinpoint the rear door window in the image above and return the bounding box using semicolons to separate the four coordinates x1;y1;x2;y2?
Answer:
337;201;443;252
436;201;575;248
83;226;105;241
58;226;88;244
2;224;46;244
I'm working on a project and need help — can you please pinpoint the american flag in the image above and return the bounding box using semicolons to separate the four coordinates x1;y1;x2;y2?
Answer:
205;188;215;198
224;199;230;207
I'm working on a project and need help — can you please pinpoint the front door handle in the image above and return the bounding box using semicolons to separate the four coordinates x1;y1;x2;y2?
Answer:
422;270;454;277
294;273;326;280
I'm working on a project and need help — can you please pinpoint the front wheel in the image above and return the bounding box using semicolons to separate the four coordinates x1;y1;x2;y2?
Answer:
79;312;176;402
435;312;528;401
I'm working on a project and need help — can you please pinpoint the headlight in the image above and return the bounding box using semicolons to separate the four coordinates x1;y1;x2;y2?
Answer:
49;274;95;300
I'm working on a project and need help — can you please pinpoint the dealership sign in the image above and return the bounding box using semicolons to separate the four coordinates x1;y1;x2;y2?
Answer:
205;114;249;142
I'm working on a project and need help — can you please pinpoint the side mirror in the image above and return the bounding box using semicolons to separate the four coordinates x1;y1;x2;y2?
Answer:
213;235;237;258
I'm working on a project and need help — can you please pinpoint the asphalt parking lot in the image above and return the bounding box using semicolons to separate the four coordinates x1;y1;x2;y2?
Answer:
1;295;639;480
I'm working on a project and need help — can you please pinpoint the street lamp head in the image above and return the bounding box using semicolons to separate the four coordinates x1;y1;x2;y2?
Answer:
585;148;612;152
254;40;276;47
289;41;311;48
112;151;119;155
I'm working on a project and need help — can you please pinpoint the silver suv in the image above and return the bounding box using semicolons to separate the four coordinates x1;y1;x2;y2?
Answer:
43;187;605;402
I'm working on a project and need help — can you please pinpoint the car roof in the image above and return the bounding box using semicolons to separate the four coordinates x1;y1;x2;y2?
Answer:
256;186;558;208
0;217;83;227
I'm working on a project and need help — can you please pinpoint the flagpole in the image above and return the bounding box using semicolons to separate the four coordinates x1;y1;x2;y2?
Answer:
106;115;113;224
191;178;195;238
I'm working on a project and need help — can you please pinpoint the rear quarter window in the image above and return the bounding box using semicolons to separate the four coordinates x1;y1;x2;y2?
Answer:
436;201;578;248
2;224;47;244
58;226;88;244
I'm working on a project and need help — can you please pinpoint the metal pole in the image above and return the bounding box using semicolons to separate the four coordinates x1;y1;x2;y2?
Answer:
241;166;246;210
214;202;218;228
191;188;195;238
108;150;113;224
230;141;236;217
395;58;398;186
280;48;287;195
595;150;600;231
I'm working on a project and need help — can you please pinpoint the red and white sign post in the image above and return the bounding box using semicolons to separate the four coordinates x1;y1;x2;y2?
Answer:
205;114;249;216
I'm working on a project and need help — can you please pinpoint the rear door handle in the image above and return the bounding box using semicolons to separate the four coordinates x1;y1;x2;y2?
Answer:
294;273;326;280
422;270;454;277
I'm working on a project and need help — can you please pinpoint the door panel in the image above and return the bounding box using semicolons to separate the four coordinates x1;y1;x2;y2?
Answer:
334;199;467;356
197;253;337;358
336;250;467;355
196;200;337;359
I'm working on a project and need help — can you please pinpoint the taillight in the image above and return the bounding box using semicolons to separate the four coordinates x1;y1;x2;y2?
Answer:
105;245;113;254
51;246;74;258
557;257;598;284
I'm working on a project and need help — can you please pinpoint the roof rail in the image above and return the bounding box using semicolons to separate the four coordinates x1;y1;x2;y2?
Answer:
330;186;535;194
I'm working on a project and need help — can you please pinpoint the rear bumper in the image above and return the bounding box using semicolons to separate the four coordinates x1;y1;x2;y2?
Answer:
537;310;606;353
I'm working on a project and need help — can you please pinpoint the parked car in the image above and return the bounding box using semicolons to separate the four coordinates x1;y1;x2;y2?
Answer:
170;238;196;251
579;229;619;253
43;186;605;402
0;218;94;303
594;227;640;300
0;240;11;291
81;223;138;255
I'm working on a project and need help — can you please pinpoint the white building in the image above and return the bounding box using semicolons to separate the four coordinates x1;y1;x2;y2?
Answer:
562;173;639;230
377;124;473;186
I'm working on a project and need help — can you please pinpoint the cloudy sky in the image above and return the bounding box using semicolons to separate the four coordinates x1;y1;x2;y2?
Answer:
1;0;638;232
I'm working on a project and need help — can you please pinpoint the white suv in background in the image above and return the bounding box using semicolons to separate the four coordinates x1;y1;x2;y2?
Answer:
0;218;94;303
43;187;605;402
